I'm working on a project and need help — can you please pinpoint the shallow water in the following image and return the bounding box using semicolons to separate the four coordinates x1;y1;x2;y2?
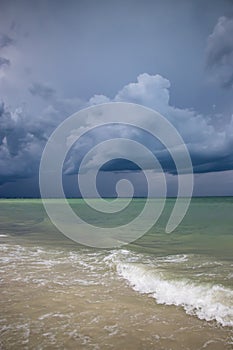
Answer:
0;198;232;349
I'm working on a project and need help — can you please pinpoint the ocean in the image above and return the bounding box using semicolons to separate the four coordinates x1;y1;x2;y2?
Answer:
0;198;232;349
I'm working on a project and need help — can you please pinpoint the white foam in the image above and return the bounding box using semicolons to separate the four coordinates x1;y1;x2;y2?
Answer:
157;254;188;263
106;250;233;327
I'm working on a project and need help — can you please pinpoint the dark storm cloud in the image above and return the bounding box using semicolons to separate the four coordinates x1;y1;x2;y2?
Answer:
0;33;14;49
1;0;233;196
63;73;233;177
99;143;233;175
0;57;10;67
1;72;233;189
29;82;56;100
0;91;84;187
99;140;233;175
206;16;233;88
0;102;52;186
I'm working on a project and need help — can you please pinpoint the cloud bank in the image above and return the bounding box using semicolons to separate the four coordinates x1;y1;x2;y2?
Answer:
71;73;233;176
0;72;233;187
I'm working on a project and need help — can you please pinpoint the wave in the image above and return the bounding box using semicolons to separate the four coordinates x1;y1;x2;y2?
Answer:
1;242;233;327
106;250;233;327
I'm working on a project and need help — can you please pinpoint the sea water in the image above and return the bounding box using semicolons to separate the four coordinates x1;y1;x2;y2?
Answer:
0;198;232;349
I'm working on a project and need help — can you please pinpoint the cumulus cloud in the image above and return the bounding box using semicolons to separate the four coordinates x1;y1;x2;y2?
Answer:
1;73;233;187
88;94;110;105
115;73;170;110
64;73;233;176
206;16;233;88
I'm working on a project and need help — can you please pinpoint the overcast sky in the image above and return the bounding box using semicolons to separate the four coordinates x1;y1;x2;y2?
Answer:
0;0;233;197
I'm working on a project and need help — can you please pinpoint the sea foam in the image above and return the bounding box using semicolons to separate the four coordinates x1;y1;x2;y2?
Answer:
107;250;233;327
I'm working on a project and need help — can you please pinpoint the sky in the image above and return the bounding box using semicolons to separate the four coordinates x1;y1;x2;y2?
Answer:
0;0;233;197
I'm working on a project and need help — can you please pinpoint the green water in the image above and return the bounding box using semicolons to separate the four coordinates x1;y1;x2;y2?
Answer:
0;198;232;349
1;197;232;258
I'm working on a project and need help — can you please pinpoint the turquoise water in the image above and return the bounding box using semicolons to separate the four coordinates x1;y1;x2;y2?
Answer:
1;197;233;261
0;198;232;349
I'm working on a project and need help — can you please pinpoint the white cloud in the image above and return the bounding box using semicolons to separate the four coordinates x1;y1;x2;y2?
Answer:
115;73;170;110
62;73;233;176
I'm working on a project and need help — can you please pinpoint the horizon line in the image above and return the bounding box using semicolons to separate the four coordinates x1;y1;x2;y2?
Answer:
0;195;233;199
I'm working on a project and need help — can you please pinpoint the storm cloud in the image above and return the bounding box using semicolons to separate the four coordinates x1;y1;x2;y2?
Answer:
1;73;233;189
82;74;233;175
0;0;233;196
0;103;45;185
